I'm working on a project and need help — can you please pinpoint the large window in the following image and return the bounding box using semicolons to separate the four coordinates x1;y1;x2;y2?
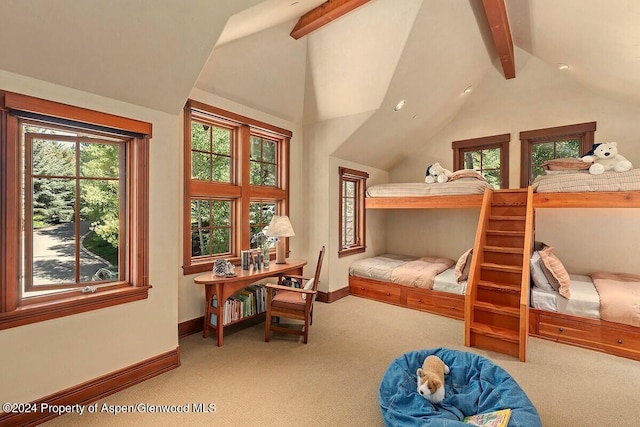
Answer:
520;122;595;187
338;167;368;257
0;91;151;330
452;134;510;189
183;101;291;274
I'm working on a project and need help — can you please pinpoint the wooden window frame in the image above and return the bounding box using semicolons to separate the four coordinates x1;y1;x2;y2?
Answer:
338;167;368;258
183;100;291;275
520;122;595;187
0;91;151;330
452;133;510;189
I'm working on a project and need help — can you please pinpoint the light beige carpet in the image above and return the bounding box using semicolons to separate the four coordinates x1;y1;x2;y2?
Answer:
48;296;640;426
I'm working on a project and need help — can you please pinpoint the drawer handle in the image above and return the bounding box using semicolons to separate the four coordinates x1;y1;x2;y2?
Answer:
360;287;365;291
558;327;564;333
618;339;623;344
417;299;422;303
386;292;391;296
451;307;456;310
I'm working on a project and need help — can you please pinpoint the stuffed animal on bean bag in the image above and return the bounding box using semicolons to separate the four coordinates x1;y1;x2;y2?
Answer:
416;355;449;404
425;163;453;183
581;142;633;175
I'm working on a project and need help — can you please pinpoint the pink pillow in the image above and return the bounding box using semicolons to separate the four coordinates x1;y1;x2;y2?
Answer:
538;246;571;299
454;249;473;282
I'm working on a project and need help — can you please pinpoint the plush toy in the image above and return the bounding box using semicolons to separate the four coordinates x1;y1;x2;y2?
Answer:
425;162;453;183
416;355;449;404
581;142;633;175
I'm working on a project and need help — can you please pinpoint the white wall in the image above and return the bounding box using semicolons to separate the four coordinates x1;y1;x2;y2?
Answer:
389;50;640;274
0;70;180;403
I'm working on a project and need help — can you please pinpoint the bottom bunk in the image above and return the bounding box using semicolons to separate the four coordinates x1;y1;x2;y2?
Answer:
528;246;640;360
348;253;469;320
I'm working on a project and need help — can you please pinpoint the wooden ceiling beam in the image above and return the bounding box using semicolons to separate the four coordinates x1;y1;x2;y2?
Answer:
290;0;371;40
481;0;516;79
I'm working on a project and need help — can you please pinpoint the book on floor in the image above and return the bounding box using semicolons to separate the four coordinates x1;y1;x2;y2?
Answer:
463;408;511;427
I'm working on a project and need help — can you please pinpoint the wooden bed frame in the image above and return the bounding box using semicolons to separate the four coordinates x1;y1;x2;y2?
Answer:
529;189;640;360
365;194;484;209
348;275;465;320
360;188;640;361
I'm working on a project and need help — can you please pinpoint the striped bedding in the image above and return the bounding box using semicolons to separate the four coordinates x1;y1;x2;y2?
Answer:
532;169;640;193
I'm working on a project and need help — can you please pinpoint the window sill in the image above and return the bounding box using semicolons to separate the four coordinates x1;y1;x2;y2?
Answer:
0;285;151;330
338;247;366;258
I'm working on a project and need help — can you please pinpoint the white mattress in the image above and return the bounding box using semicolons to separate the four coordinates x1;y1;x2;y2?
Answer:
432;267;467;295
531;274;600;319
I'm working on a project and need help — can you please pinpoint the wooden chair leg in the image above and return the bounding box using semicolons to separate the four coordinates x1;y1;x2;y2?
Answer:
265;312;271;342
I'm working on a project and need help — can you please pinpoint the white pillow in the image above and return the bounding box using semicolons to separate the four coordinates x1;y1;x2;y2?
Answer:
301;278;315;300
530;252;554;291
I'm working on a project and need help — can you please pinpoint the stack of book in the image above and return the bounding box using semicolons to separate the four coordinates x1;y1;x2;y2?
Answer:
210;285;267;326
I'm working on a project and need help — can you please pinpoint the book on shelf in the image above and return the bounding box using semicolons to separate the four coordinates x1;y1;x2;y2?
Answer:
463;409;511;427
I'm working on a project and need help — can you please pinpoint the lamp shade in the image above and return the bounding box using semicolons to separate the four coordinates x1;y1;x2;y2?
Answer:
266;215;295;237
266;215;295;264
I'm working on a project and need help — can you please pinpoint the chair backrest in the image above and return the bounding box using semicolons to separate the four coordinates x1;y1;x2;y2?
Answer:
310;246;325;291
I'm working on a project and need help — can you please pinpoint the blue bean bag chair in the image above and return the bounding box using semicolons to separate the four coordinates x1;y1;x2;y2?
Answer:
379;348;541;426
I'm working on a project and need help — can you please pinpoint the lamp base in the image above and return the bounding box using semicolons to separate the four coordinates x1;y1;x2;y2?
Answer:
275;239;287;264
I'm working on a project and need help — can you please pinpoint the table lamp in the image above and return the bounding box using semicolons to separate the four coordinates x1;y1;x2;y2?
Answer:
266;215;295;264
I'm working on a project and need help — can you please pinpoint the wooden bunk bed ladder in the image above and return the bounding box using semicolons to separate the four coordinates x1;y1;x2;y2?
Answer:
465;188;533;361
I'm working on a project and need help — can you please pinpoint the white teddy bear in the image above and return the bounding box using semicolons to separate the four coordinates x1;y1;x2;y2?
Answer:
425;163;453;184
581;142;633;175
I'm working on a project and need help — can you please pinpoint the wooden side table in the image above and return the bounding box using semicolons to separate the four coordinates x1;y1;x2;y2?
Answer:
194;259;306;346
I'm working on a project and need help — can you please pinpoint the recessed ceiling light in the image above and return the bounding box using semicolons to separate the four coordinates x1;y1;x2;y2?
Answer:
558;63;569;70
464;86;473;94
393;99;407;112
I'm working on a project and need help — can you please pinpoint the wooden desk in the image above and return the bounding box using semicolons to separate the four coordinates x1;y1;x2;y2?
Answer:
194;259;306;346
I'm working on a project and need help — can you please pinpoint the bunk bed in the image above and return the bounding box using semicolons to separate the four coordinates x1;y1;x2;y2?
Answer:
351;170;489;319
529;169;640;361
349;253;471;320
365;169;492;209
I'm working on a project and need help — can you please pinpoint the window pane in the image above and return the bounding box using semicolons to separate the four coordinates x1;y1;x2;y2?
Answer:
263;140;276;163
250;136;262;161
32;220;77;286
482;148;500;169
484;169;501;189
191;200;210;229
212;200;230;226
556;139;580;158
191;121;210;152
263;164;276;186
32;139;75;176
80;142;119;178
211;228;230;254
191;230;210;257
192;151;211;180
32;178;75;225
80;179;120;269
344;181;355;197
212;155;231;182
250;162;261;185
212;127;231;155
249;202;275;249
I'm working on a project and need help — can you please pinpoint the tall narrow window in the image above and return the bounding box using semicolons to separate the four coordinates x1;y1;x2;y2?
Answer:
338;167;368;257
520;122;595;187
452;134;510;189
0;91;151;330
183;101;291;274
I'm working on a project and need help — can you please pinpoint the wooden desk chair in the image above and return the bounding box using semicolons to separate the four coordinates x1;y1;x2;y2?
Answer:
264;246;325;344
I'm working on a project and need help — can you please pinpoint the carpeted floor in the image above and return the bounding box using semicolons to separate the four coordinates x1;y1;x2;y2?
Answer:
47;296;640;426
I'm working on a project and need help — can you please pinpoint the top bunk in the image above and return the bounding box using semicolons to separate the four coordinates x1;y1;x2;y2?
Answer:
531;168;640;208
365;169;491;209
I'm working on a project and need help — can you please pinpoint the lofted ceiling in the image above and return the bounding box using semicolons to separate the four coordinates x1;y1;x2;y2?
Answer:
1;0;640;170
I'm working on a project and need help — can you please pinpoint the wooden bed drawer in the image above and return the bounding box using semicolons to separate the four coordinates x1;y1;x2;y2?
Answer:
406;289;464;320
538;313;640;360
349;278;402;304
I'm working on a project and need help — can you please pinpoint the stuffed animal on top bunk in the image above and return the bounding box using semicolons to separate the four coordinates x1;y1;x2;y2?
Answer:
580;142;633;175
424;162;453;183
